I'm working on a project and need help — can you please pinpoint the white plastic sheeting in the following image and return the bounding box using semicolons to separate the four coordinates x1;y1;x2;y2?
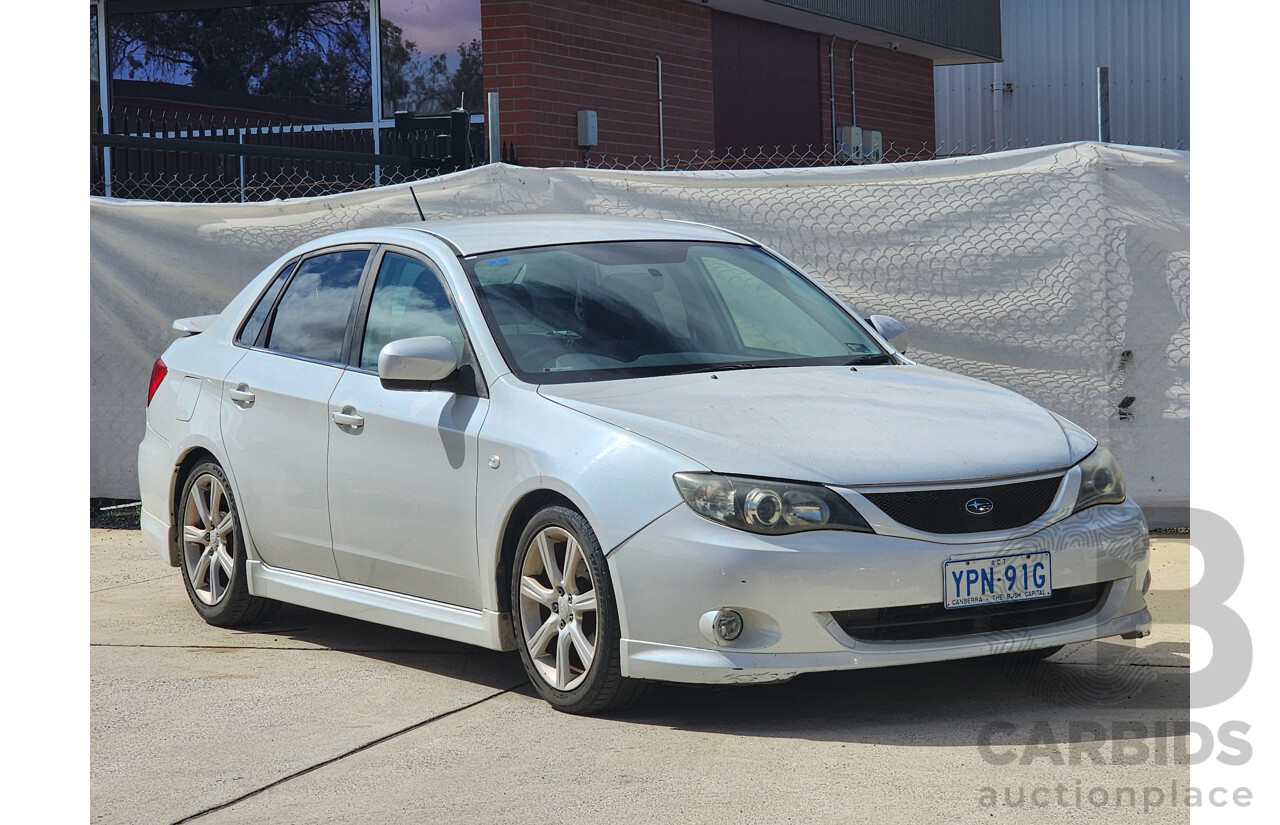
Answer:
90;142;1189;524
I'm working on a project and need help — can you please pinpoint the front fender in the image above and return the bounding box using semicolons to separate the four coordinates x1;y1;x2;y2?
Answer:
475;375;704;611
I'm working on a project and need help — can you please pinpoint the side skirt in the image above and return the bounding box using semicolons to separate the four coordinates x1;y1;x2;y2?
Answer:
246;560;516;651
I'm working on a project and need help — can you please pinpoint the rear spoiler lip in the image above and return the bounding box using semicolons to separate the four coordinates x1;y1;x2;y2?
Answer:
173;314;219;336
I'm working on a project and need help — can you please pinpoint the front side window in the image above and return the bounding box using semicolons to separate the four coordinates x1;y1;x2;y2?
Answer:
267;250;369;363
465;241;888;383
360;252;464;370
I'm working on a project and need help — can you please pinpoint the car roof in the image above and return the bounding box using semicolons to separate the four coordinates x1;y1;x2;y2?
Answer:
390;215;756;256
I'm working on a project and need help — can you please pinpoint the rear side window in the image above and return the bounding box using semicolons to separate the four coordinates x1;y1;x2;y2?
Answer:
267;250;369;363
236;259;296;346
360;252;464;370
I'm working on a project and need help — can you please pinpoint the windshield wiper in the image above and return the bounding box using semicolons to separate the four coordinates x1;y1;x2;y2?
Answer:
842;353;896;366
668;362;770;375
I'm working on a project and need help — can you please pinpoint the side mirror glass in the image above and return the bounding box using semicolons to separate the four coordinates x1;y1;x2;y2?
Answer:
868;314;909;353
378;336;459;390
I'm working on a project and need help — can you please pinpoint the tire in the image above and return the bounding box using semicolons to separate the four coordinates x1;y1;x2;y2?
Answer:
177;461;280;627
510;506;650;714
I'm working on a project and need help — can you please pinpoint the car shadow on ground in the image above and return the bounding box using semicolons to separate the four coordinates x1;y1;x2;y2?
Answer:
611;643;1190;749
238;604;1188;750
229;603;528;692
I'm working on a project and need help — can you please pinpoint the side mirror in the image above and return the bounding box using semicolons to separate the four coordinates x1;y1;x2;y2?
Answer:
378;336;459;390
868;314;909;353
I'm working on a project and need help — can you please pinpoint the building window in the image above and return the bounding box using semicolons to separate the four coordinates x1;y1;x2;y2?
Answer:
91;6;101;114
379;0;482;118
107;1;374;122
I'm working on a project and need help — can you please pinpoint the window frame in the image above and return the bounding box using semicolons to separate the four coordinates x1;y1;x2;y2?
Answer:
233;243;376;368
234;255;299;348
346;244;489;397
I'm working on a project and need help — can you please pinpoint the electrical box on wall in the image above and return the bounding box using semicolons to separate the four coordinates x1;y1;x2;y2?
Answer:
577;110;598;148
837;125;863;159
868;130;883;161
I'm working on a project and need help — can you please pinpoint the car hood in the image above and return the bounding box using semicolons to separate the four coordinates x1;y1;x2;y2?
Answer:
538;365;1088;486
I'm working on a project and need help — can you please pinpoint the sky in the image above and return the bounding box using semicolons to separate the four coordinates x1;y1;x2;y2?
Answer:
382;0;481;64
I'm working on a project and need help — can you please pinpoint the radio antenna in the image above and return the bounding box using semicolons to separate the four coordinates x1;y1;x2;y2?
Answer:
409;186;426;221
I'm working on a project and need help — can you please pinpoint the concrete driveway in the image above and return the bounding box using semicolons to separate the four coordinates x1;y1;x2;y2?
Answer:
91;529;1190;824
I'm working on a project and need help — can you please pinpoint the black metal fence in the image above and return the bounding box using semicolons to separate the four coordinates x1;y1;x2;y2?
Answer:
90;108;487;203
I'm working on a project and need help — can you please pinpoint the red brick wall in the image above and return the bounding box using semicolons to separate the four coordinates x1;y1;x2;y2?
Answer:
819;38;934;154
819;35;853;149
482;0;714;167
483;1;936;166
852;44;936;152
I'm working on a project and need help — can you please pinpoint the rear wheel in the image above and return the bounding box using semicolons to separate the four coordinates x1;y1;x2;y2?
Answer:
178;461;279;627
511;506;649;714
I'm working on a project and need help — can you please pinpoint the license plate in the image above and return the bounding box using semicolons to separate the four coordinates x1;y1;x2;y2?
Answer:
943;552;1052;609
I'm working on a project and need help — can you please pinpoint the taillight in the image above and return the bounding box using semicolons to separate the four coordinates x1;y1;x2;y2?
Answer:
147;358;168;406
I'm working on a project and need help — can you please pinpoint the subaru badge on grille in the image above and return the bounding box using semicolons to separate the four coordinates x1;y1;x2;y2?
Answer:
965;497;995;515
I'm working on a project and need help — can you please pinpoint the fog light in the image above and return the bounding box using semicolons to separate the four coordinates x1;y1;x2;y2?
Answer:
713;609;743;642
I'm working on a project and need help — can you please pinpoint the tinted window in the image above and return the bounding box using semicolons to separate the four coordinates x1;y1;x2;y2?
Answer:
703;256;849;354
237;259;297;346
465;241;886;383
267;250;368;363
360;252;463;370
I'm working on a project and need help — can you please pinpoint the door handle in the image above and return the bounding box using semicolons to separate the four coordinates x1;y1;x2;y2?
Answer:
332;408;365;429
229;385;255;406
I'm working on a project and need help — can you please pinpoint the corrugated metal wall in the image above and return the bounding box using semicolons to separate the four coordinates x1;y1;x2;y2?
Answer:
934;0;1189;152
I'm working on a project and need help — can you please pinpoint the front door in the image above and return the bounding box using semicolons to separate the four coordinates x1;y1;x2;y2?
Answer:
326;249;488;607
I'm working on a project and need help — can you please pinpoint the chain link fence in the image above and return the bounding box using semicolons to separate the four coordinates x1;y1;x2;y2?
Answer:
93;108;1188;203
583;137;1188;172
90;165;443;204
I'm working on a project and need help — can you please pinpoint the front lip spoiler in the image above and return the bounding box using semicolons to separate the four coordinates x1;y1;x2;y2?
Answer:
620;606;1153;684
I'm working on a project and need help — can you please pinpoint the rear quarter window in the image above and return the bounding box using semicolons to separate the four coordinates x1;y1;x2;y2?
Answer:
236;258;297;347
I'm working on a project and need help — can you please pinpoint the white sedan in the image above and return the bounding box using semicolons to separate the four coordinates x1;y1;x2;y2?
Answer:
138;216;1151;714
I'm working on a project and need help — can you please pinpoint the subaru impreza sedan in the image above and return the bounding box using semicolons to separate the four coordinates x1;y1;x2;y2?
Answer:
138;215;1151;714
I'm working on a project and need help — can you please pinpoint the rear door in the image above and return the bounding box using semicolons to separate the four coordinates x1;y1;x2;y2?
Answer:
221;247;372;578
326;247;489;607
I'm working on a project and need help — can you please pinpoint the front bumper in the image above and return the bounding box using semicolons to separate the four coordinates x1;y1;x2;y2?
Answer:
608;499;1151;684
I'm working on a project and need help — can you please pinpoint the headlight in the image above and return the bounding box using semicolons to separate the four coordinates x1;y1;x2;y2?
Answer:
1072;446;1127;512
673;473;873;535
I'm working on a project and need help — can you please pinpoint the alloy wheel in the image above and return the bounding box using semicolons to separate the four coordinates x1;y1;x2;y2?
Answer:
517;526;600;691
182;473;237;606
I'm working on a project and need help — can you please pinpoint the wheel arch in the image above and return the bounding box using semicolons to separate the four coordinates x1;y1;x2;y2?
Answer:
167;445;223;567
494;489;583;616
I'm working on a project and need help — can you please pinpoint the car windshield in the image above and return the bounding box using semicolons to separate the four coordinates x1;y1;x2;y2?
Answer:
464;240;890;383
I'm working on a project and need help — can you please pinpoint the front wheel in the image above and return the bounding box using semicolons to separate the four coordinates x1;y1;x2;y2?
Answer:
511;506;649;714
178;461;279;627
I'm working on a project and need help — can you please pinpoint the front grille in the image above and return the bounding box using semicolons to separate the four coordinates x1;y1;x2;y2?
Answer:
831;582;1108;643
863;476;1063;534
